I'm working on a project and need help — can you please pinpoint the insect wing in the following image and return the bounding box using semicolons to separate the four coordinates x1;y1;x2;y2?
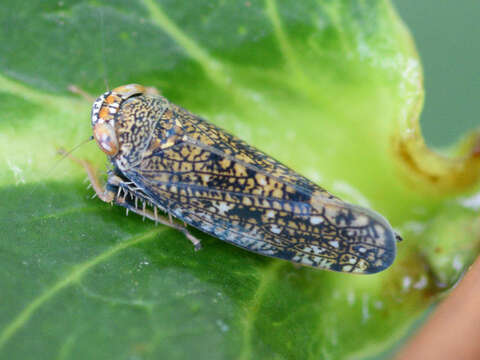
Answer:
123;104;396;274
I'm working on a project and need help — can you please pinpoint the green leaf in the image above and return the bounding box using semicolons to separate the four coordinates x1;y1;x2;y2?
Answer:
1;0;479;359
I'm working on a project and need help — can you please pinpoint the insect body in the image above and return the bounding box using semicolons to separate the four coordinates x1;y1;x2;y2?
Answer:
86;84;398;274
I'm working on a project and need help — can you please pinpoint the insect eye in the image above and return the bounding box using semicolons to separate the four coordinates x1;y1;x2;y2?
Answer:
93;123;119;156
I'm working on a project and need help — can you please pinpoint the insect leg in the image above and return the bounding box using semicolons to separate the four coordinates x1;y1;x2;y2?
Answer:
115;196;202;251
60;150;202;250
68;85;95;102
59;149;115;203
183;228;202;251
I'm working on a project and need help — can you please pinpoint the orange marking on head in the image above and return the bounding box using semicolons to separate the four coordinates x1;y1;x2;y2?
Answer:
99;107;109;119
105;95;117;104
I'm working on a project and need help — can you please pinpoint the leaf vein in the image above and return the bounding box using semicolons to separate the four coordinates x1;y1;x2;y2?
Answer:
140;0;228;88
0;228;162;350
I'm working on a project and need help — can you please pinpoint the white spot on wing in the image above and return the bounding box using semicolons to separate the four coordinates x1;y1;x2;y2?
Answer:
270;224;282;234
309;245;324;255
213;201;234;216
301;256;313;266
261;249;276;255
329;240;339;249
266;210;275;219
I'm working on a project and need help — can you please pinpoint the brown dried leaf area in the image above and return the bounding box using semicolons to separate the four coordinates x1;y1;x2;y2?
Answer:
394;130;480;195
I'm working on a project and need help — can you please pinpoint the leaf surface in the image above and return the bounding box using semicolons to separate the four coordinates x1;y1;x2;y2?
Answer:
1;1;479;359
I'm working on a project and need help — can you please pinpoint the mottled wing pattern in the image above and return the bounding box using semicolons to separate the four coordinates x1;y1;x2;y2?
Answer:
123;101;396;273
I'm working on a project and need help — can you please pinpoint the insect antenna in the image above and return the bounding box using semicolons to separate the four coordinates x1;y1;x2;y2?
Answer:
47;136;95;182
26;136;95;197
56;136;95;165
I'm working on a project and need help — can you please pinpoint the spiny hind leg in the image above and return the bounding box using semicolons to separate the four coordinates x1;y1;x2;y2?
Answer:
61;150;202;250
116;196;202;251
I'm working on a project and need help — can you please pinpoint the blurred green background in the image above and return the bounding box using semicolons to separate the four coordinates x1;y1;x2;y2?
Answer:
394;1;479;147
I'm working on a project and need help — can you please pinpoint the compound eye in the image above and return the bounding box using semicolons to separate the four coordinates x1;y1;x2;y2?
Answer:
93;123;119;156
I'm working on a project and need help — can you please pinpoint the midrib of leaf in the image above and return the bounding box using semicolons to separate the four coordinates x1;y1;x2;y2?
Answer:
0;228;164;350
